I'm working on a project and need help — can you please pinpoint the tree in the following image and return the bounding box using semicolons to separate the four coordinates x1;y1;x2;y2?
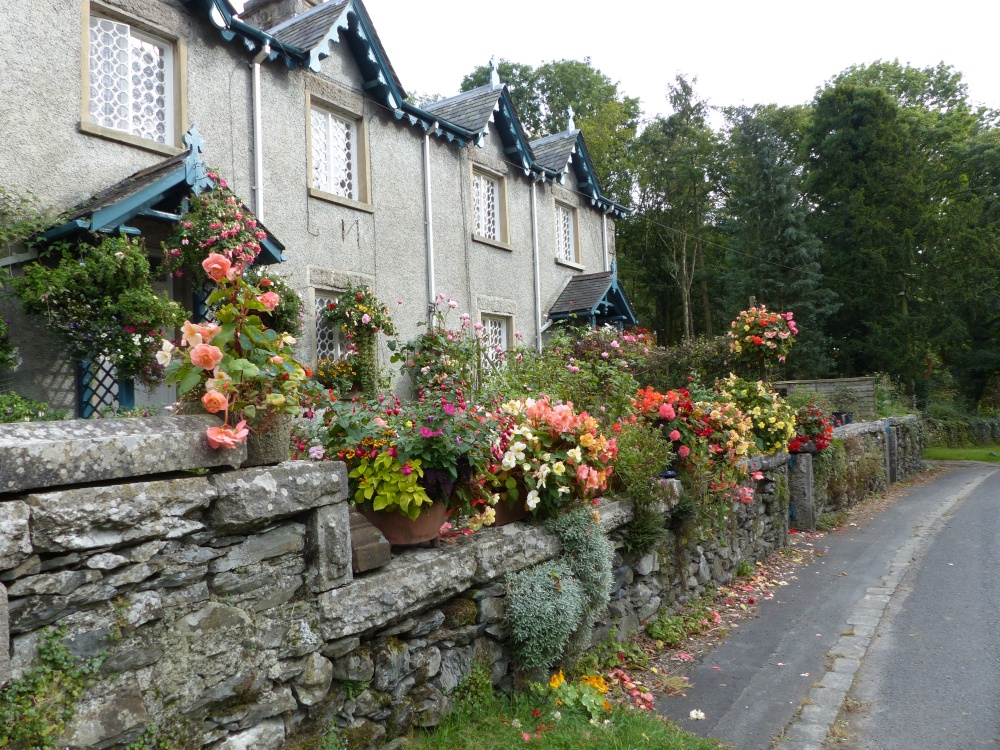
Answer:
719;105;838;377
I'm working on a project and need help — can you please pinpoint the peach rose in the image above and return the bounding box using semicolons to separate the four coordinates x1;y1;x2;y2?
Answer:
190;343;224;370
258;291;280;311
202;253;234;282
201;390;228;414
206;420;249;449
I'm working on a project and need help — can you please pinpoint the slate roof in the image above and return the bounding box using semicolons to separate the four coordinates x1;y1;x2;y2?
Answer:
530;131;578;173
64;152;189;223
548;271;614;316
424;84;501;134
268;0;349;51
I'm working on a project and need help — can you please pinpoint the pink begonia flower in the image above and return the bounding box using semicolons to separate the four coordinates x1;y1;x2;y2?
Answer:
258;291;280;311
401;462;413;475
474;322;484;331
308;445;325;460
181;320;204;348
190;343;224;370
669;429;682;441
202;253;234;282
199;323;221;342
442;402;456;416
678;445;691;458
658;403;676;420
361;313;372;324
601;352;609;359
201;390;228;414
206;420;248;449
373;417;387;427
270;356;283;364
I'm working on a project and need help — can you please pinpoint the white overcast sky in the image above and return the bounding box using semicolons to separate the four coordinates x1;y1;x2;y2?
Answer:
240;0;1000;123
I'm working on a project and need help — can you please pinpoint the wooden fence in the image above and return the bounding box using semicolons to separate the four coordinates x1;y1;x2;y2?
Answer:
772;376;877;419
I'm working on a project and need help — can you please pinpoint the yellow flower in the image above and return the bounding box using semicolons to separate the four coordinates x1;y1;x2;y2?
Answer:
549;671;566;689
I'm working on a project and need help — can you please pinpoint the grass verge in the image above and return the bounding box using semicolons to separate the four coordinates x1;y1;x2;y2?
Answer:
923;446;1000;462
404;690;724;750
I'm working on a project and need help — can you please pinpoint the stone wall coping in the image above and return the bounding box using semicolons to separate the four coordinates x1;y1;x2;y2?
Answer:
0;416;245;495
833;416;920;439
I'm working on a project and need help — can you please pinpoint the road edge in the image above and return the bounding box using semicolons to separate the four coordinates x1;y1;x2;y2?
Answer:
775;467;997;749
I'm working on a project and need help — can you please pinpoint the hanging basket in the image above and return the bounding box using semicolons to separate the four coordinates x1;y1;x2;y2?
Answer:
244;414;292;467
359;502;447;546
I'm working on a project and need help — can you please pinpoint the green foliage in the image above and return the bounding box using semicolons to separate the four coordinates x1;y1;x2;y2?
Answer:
242;265;305;339
504;560;586;671
735;559;754;578
622;503;667;557
875;374;912;417
813;436;886;508
637;336;734;393
320;282;396;399
574;633;649;675
0;188;57;256
544;509;614;614
485;328;639;427
530;672;610;722
816;510;849;532
123;718;198;750
10;235;184;388
451;660;495;717
0;316;17;372
0;392;67;422
0;628;104;750
715;375;797;454
645;596;718;646
611;420;673;500
349;452;432;520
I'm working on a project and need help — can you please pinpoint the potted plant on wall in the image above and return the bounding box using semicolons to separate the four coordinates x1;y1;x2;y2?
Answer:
727;305;798;383
829;382;860;426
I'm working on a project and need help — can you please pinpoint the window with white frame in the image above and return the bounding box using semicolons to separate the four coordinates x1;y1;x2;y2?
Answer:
480;314;510;370
555;203;578;264
314;292;343;362
473;171;501;241
311;106;359;200
88;15;174;145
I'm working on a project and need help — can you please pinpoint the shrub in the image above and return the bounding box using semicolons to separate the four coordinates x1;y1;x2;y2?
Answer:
636;336;734;393
242;265;305;339
715;375;796;455
505;560;587;671
611;420;674;502
622;503;667;557
545;509;614;616
0;393;67;423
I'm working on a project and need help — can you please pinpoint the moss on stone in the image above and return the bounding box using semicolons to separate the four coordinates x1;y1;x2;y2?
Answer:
339;721;380;749
441;598;478;628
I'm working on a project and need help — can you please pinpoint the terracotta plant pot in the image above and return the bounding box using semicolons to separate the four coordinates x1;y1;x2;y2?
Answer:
492;500;530;526
360;502;447;546
243;414;292;467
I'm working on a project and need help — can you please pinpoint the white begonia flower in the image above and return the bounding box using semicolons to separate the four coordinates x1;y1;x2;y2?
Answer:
525;490;540;509
522;463;532;472
281;333;297;345
535;463;551;488
557;487;570;495
501;453;517;469
511;442;526;461
155;339;175;366
566;447;583;463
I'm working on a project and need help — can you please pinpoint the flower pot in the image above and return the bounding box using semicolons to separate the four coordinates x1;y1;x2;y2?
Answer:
244;414;292;467
492;500;530;526
360;502;447;546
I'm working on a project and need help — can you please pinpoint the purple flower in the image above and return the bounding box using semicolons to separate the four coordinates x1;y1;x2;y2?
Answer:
308;445;325;460
401;462;413;475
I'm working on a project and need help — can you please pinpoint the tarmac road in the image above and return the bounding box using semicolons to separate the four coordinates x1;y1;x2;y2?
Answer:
842;464;1000;749
655;463;997;750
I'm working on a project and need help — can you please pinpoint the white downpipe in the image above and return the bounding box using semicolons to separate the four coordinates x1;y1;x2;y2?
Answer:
601;212;610;272
251;44;270;222
423;130;436;318
531;181;543;353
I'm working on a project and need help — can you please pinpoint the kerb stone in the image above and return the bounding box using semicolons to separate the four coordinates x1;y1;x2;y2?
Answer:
28;477;216;552
0;416;243;494
207;461;347;533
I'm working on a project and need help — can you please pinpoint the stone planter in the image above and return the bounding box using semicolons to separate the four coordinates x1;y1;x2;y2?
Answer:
492;500;530;526
360;502;447;546
244;415;292;467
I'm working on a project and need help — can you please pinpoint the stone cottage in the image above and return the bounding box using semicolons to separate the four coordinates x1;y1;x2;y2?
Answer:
0;0;634;415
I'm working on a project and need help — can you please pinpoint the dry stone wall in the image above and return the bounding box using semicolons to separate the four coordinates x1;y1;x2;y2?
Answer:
0;416;918;749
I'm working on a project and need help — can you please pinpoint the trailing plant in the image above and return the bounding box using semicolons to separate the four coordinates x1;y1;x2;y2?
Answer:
545;508;614;617
504;559;587;671
160;252;309;447
0;392;67;422
160;175;267;279
242;265;305;339
320;282;396;398
787;394;833;453
314;357;359;396
0;627;104;750
622;502;667;557
10;235;184;388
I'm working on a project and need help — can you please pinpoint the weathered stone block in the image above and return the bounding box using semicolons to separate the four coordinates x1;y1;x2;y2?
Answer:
209;523;306;573
349;510;391;573
28;476;216;552
306;502;353;593
0;583;9;687
207;461;347;533
0;416;243;495
292;652;334;706
215;718;285;750
0;554;40;582
174;602;252;636
7;569;102;597
0;501;31;572
473;525;559;583
61;676;149;748
330;646;375;682
318;545;478;640
790;453;815;531
373;639;410;692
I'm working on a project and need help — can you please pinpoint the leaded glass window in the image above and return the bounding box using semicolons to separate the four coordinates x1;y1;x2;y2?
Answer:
312;107;358;200
315;293;343;362
556;204;577;263
89;16;173;144
481;314;509;371
473;172;500;240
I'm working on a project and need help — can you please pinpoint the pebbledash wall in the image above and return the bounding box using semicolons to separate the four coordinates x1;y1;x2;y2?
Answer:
0;415;921;750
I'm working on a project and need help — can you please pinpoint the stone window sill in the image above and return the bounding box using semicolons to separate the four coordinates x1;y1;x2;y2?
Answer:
309;188;375;214
472;234;512;252
79;121;184;158
556;258;585;272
